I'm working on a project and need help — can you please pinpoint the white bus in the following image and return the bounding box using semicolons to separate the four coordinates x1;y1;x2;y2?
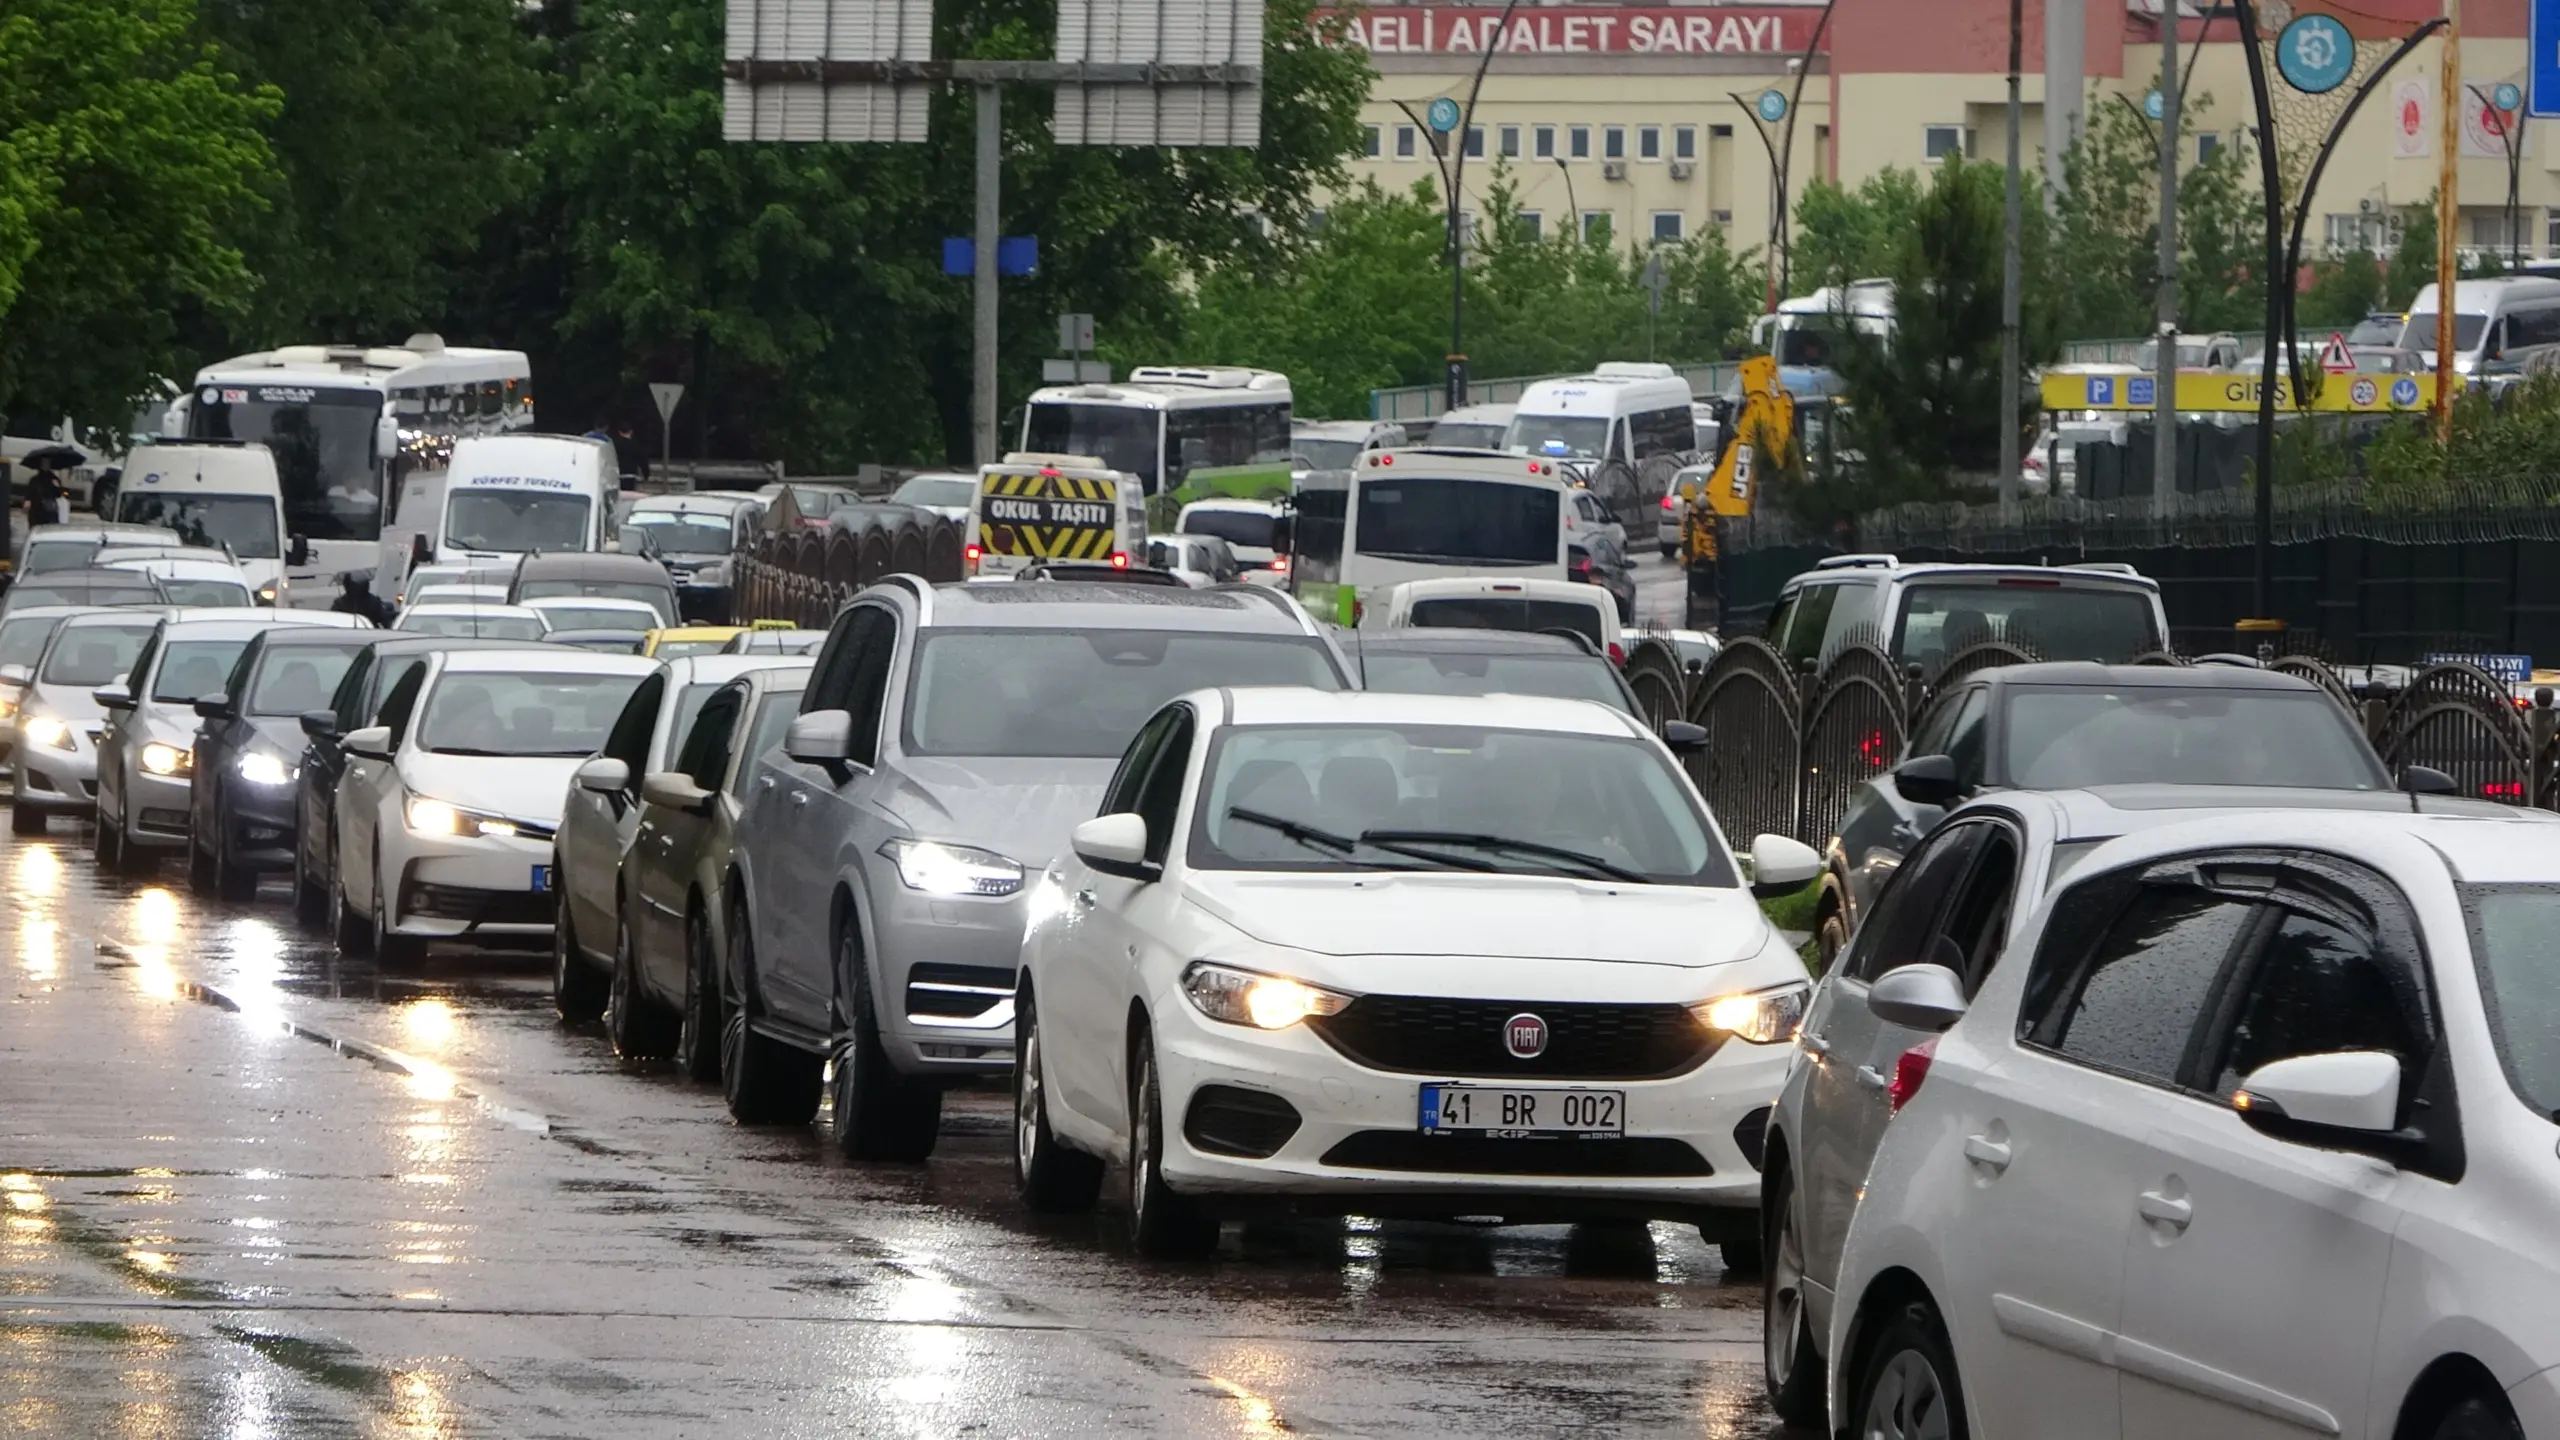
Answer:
1502;363;1699;475
167;334;533;598
1749;279;1896;370
1286;447;1571;628
1019;367;1292;504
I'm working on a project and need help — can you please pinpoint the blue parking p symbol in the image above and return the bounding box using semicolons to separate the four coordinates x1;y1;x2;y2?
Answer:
2087;377;2116;406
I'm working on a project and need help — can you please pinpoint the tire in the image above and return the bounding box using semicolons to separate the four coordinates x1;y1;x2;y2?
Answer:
1013;988;1103;1212
11;797;42;836
331;830;373;958
606;915;678;1061
551;864;607;1023
1126;1032;1217;1259
1761;1171;1826;1426
720;903;821;1125
293;847;330;929
1716;1220;1765;1277
373;848;427;971
112;800;155;878
675;906;725;1084
1816;912;1849;974
1659;541;1677;559
2428;1395;2526;1440
829;919;939;1161
1851;1299;1969;1440
213;817;258;902
91;808;118;865
187;824;215;893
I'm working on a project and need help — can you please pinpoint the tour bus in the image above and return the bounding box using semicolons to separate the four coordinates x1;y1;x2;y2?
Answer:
376;434;617;595
1018;367;1292;505
110;443;296;605
1501;363;1701;479
1287;447;1572;628
167;334;534;599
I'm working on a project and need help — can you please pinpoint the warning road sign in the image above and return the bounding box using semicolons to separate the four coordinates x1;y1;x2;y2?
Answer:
2320;332;2356;373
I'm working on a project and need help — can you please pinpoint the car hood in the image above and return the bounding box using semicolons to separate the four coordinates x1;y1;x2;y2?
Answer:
22;681;108;726
399;751;584;828
243;714;306;756
1181;870;1774;969
879;755;1120;864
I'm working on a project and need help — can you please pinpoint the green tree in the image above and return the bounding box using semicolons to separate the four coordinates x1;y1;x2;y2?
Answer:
2386;200;2437;308
1790;168;1922;293
2296;249;2384;331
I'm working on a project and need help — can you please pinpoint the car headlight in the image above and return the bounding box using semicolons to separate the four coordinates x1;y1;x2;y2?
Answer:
1180;961;1352;1030
23;715;73;751
1690;982;1811;1045
879;838;1023;896
237;750;294;787
255;583;279;606
140;741;193;777
405;796;519;838
0;692;17;722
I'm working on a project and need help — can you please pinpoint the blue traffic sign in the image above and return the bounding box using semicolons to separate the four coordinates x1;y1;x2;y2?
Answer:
1426;96;1462;133
2426;651;2533;684
942;237;1039;276
2144;89;2164;122
2276;14;2353;96
2086;376;2116;406
2391;376;2421;407
1757;90;1788;124
2536;0;2560;116
2127;376;2156;407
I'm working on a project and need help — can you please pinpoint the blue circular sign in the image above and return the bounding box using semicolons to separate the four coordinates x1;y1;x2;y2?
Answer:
2391;376;2421;407
2144;89;2164;121
2495;81;2524;113
1757;89;1789;124
2276;14;2353;96
1425;96;1462;134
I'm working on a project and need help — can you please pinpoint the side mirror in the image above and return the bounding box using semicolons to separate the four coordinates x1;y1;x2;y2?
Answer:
2398;765;2459;796
1661;720;1708;752
1868;963;1969;1032
784;709;855;765
641;770;714;815
342;725;394;761
287;534;311;567
0;663;30;687
374;413;401;462
94;684;135;711
299;709;339;740
192;692;233;721
2233;1051;2403;1137
1893;753;1964;808
574;756;631;795
1072;812;1158;882
1747;832;1822;899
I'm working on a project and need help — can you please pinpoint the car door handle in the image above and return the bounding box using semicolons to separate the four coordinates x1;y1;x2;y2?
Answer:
1962;1134;2012;1172
2137;1190;2193;1230
1799;1032;1833;1059
758;776;774;791
790;792;808;807
1855;1065;1889;1091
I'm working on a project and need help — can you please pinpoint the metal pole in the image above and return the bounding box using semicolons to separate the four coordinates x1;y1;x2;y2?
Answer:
972;82;1001;467
1773;0;1842;298
2043;0;2084;202
1448;0;1526;411
2235;0;2284;621
2436;0;2460;440
1998;0;2023;506
2155;0;2181;509
1552;156;1579;237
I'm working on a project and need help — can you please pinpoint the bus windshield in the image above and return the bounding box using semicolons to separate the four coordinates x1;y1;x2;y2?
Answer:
115;492;282;558
1024;403;1159;490
188;384;384;542
445;490;593;553
1355;477;1559;567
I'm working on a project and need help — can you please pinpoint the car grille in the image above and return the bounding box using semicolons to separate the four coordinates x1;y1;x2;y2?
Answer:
1307;996;1719;1080
1320;1132;1712;1177
905;963;1013;1021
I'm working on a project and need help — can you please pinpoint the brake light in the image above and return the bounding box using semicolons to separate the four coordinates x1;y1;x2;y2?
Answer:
1607;641;1626;666
1040;466;1061;477
1661;494;1677;510
1887;1039;1938;1115
1377;454;1394;465
1110;551;1130;569
964;542;981;575
2483;780;2524;799
1269;555;1290;574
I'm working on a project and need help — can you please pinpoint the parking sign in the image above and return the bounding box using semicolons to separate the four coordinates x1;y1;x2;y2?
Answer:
2127;376;2155;406
2086;376;2116;406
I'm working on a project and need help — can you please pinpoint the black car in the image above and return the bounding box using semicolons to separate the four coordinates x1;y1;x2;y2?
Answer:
1815;661;2411;966
1569;530;1637;624
1345;627;1641;716
188;629;383;901
291;635;532;927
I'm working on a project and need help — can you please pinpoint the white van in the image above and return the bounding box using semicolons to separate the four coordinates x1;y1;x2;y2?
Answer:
2401;277;2560;374
378;433;616;596
111;443;296;606
1502;363;1698;471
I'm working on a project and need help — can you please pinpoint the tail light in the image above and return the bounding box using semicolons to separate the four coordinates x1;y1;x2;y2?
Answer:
964;542;981;576
1269;555;1290;575
1660;494;1678;511
1109;551;1130;570
1887;1038;1938;1115
2482;780;2524;800
1570;557;1592;581
1607;641;1626;666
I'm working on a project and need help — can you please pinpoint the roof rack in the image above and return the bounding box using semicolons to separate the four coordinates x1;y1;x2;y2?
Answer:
1813;553;1899;571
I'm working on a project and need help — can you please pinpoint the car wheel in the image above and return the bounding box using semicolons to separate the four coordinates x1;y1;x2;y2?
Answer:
830;920;939;1161
1852;1299;1969;1440
113;798;155;878
1126;1031;1217;1259
1761;1170;1826;1425
373;847;427;971
606;916;678;1061
1659;541;1677;559
331;830;373;958
293;844;330;928
2429;1396;2526;1440
11;792;43;835
91;806;118;865
675;907;726;1084
1014;988;1103;1212
186;820;216;892
720;903;820;1125
551;862;607;1023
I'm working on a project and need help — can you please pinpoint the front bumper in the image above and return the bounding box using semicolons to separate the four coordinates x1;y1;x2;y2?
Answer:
216;772;302;869
120;767;195;850
386;826;558;943
11;725;99;815
873;880;1026;1076
1151;995;1791;1218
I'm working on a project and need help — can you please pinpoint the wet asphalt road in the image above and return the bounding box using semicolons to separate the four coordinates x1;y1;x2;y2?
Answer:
0;799;1788;1438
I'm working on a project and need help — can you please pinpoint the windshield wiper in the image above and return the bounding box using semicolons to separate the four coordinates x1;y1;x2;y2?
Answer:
427;746;524;757
1224;807;1494;872
1357;829;1648;883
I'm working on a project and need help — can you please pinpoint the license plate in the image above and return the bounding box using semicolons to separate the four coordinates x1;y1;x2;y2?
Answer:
1419;1084;1625;1137
530;865;553;893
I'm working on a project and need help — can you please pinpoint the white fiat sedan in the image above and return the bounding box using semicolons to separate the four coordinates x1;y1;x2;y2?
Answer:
1012;687;1821;1258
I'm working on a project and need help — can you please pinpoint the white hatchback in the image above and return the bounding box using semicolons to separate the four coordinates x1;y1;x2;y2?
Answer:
1013;687;1821;1258
1829;809;2560;1440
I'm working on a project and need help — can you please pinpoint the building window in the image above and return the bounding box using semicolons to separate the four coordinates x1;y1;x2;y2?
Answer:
1308;208;1329;232
2546;210;2560;257
1814;124;1832;179
1396;125;1417;159
1651;211;1684;242
1517;210;1543;242
1711;123;1733;139
1924;125;1971;161
1464;125;1485;159
2198;133;2223;163
1499;124;1521;159
1674;125;1697;160
1569;126;1591;160
1639;126;1662;161
2323;212;2389;256
1582;211;1612;243
1362;124;1381;159
1711;208;1734;226
1534;125;1556;159
1604;126;1627;160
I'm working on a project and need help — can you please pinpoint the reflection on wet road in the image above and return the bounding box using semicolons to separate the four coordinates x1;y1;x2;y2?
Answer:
2;826;1786;1436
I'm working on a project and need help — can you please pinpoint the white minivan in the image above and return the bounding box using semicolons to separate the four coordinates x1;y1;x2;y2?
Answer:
2400;276;2560;375
112;443;298;606
1503;364;1699;473
378;433;618;598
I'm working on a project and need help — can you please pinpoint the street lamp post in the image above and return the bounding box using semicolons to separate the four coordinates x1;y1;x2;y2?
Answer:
1552;156;1580;240
1438;0;1528;410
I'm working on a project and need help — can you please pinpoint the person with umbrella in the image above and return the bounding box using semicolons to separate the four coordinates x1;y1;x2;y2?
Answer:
18;445;84;529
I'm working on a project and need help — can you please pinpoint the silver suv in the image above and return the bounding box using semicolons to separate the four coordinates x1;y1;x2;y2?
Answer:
721;577;1350;1158
1758;554;2170;674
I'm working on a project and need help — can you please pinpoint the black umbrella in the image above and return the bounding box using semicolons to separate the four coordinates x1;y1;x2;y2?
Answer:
18;444;86;469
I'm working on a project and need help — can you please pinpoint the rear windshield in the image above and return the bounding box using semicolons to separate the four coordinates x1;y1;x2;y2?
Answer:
905;630;1344;757
248;642;367;716
161;580;254;608
2002;686;2388;791
41;624;156;686
11;579;161;608
530;603;658;633
153;640;251;702
21;538;104;574
1891;581;2160;667
1407;597;1605;649
1361;650;1632;713
1180;509;1277;549
516;579;674;621
396;613;546;641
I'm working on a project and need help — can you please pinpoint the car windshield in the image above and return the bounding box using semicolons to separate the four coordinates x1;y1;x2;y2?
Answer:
397;612;547;640
0;614;68;669
41;624;155;686
906;630;1342;757
152;640;251;702
1892;581;2160;666
2399;313;2489;352
1426;421;1505;449
1501;414;1610;460
1180;508;1277;550
1361;649;1632;712
247;643;366;715
1190;723;1736;885
2001;686;2388;790
415;670;646;757
2346;316;2403;347
8;580;158;610
113;492;281;559
2458;885;2560;1119
1356;478;1558;566
623;512;731;555
160;580;254;608
1024;402;1159;489
892;476;977;509
1408;597;1605;649
530;603;656;632
443;491;593;554
1294;437;1364;470
515;580;673;621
